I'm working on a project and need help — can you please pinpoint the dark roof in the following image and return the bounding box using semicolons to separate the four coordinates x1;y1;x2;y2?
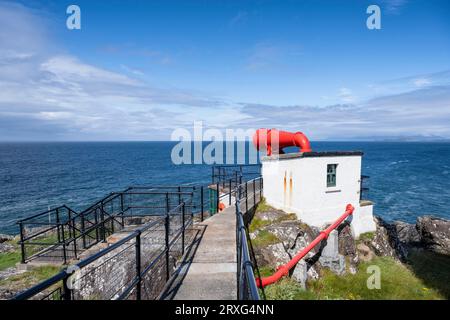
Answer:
262;151;363;161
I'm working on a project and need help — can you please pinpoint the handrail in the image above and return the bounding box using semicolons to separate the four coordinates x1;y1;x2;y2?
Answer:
235;178;262;300
255;204;355;288
13;200;191;300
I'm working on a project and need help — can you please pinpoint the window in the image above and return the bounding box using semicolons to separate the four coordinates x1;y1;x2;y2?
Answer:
327;164;337;187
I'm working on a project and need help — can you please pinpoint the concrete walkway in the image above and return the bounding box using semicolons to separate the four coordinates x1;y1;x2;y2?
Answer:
169;205;237;300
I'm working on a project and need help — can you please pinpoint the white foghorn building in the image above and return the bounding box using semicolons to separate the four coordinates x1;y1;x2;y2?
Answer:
261;151;376;237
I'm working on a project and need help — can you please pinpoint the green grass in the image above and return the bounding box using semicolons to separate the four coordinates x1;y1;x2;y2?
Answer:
263;256;444;300
249;217;272;233
252;230;280;247
0;250;22;271
255;198;272;213
358;231;375;243
0;265;61;292
406;249;450;299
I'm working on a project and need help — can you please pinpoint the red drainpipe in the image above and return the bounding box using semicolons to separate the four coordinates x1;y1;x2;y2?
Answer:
255;204;355;288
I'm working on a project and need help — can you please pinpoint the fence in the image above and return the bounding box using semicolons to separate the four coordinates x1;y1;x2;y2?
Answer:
14;200;194;300
17;186;209;265
235;177;263;300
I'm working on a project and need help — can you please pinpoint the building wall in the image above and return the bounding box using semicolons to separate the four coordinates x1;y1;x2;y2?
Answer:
262;154;376;237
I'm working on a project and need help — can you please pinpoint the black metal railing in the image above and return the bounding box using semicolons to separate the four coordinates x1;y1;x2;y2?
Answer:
235;177;263;300
17;186;204;265
360;175;370;200
13;199;194;300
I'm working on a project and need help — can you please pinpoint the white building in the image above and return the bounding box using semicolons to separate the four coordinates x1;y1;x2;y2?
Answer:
261;151;376;237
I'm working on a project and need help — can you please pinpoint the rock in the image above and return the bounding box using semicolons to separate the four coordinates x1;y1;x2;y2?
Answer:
417;216;450;255
255;209;289;222
370;216;408;261
0;242;15;254
291;260;308;288
255;243;290;268
393;221;421;245
357;243;374;262
319;254;346;275
337;223;359;272
0;234;14;243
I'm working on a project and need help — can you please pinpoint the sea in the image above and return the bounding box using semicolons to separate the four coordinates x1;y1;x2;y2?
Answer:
0;141;449;234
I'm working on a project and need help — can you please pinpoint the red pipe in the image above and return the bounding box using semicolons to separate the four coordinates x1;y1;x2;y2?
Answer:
255;204;355;288
253;128;312;156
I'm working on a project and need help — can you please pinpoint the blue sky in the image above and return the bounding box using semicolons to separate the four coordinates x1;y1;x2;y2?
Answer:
0;0;449;140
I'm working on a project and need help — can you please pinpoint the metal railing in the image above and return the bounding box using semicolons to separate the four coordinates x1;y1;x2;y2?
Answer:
17;186;206;265
235;177;263;300
360;175;370;200
13;199;194;300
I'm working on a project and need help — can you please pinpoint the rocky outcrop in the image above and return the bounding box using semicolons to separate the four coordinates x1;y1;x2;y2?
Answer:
368;216;409;261
251;208;359;287
365;215;450;261
0;235;16;254
417;216;450;255
0;234;14;243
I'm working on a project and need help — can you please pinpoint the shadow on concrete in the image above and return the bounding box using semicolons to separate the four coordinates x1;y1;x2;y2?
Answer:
158;224;207;300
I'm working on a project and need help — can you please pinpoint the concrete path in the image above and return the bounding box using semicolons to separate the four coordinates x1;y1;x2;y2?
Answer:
169;205;237;300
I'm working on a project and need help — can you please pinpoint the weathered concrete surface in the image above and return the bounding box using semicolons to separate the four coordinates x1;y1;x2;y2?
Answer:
171;206;237;300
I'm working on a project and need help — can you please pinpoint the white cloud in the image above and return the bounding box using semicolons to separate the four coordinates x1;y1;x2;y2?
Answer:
338;87;356;103
412;78;431;87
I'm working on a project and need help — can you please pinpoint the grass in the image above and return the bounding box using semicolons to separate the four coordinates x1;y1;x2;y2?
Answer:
0;265;61;293
249;217;272;233
255;198;272;213
406;249;450;299
358;231;375;243
263;256;445;300
252;230;280;247
0;250;22;271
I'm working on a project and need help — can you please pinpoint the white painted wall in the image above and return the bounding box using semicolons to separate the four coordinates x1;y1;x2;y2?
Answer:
261;154;376;237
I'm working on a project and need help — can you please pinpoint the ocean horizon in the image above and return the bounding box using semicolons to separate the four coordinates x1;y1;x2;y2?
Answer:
1;141;449;234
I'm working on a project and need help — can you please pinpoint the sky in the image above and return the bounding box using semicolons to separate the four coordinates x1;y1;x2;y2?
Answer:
0;0;449;141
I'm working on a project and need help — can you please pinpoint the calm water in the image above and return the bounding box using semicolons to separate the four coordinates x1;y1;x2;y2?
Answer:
0;141;449;234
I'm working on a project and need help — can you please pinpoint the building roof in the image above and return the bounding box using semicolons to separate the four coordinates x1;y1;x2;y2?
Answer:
261;151;363;161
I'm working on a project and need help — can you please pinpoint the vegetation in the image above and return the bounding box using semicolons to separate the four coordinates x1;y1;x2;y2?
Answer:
262;256;445;300
0;250;22;271
252;230;280;247
0;239;21;271
358;231;375;243
255;197;271;213
0;265;61;293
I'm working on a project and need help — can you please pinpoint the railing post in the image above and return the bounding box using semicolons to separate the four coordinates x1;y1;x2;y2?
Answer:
216;182;220;214
120;193;125;226
61;223;67;265
229;178;232;206
245;182;248;213
100;206;106;243
94;209;99;242
135;232;142;300
260;177;263;199
181;203;185;255
165;192;170;281
62;275;72;300
200;186;204;222
19;222;26;264
165;211;170;281
55;208;61;244
253;179;256;207
81;212;86;249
